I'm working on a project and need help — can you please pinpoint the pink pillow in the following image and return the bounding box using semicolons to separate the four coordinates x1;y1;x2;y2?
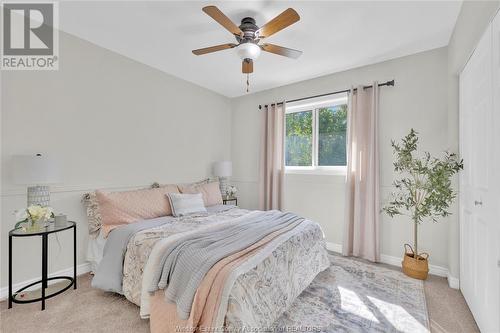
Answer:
178;181;223;207
97;185;179;237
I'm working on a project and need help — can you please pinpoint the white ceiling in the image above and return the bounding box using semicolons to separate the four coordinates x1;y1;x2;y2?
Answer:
59;1;462;98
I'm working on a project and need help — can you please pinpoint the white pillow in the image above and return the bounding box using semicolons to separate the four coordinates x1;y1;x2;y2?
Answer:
166;193;207;217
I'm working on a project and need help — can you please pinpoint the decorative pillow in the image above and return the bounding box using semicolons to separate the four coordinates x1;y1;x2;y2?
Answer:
96;185;179;237
178;181;223;207
82;192;102;238
166;193;207;217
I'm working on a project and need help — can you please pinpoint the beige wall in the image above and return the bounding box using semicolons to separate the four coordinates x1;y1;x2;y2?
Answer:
0;31;231;290
231;47;451;268
446;0;500;279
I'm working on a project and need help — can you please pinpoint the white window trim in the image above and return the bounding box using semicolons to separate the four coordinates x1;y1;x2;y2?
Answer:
285;94;348;175
285;165;347;176
286;95;348;114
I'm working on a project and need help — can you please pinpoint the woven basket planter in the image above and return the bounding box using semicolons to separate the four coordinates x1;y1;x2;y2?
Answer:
401;244;429;280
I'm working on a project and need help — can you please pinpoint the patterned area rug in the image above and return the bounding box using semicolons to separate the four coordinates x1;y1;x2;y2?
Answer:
275;254;430;333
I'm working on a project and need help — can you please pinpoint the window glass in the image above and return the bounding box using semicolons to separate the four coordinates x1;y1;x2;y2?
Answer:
285;110;313;166
318;105;347;166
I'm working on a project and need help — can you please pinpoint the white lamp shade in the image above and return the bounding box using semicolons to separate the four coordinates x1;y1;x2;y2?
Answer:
213;161;232;177
235;43;261;60
11;154;61;185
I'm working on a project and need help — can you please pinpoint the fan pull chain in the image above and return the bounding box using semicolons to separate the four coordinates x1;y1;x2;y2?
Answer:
246;73;249;93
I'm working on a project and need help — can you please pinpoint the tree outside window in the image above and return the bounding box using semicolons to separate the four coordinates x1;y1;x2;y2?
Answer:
285;110;312;166
318;105;347;166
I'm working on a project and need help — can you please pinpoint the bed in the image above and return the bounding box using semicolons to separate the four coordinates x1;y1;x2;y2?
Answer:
86;195;329;333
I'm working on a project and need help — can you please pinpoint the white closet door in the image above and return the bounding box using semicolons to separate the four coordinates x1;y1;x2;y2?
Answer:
491;11;500;333
460;13;499;333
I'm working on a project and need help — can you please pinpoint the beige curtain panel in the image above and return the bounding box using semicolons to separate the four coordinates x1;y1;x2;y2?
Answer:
258;103;285;210
342;82;380;262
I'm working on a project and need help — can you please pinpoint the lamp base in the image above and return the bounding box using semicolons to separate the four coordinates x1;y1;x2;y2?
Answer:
218;177;229;197
27;185;50;207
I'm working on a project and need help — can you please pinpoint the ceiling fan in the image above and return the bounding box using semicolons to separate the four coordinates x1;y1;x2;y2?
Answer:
192;6;302;79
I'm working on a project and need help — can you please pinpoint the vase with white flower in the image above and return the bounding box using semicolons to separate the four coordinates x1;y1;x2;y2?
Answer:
225;185;237;199
15;205;54;231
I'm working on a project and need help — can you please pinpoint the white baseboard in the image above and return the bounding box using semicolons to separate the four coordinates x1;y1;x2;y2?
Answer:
325;242;459;289
379;254;449;277
446;273;460;289
325;242;342;253
0;262;91;301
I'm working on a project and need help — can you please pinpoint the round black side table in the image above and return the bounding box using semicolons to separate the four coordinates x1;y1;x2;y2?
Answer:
8;221;76;310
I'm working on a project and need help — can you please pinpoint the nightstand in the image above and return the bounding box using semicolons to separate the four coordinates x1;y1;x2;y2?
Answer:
222;197;238;206
8;221;77;311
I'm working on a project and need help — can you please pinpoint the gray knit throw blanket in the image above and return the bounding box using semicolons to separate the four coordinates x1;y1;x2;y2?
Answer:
147;210;304;319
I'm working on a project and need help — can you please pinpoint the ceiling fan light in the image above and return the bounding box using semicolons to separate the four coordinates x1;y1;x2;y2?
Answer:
235;43;261;60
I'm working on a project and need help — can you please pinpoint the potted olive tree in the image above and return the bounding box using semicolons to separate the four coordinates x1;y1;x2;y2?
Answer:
383;129;463;280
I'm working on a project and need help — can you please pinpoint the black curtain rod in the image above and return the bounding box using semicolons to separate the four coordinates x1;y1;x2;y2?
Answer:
258;80;395;110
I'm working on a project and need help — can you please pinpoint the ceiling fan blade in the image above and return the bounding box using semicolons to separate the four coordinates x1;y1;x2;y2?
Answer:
257;8;300;38
261;43;302;59
242;59;253;73
202;6;243;36
192;43;237;55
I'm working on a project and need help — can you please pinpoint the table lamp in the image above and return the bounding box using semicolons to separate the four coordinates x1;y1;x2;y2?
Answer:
213;161;232;197
11;154;61;207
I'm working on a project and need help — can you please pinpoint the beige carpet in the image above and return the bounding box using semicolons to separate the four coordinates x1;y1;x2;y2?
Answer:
425;275;480;333
0;260;478;333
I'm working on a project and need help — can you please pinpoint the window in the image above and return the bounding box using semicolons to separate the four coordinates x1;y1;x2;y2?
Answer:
318;105;347;166
285;95;348;173
285;110;313;166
